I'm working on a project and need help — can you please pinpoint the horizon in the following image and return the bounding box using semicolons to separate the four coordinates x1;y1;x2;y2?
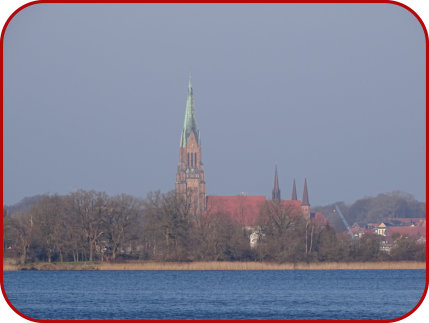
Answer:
4;189;425;210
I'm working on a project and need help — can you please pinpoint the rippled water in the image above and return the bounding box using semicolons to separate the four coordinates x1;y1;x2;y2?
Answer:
3;269;426;320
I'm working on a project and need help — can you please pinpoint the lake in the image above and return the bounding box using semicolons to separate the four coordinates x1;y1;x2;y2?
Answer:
2;270;426;320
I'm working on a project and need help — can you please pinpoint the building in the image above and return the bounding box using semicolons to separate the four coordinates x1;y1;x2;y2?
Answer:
375;223;387;236
175;77;206;214
175;78;324;225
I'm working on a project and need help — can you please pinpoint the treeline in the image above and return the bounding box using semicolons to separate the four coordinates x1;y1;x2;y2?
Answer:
313;191;426;232
3;190;426;264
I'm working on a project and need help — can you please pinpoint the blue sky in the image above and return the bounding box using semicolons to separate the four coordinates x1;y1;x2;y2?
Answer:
3;3;426;206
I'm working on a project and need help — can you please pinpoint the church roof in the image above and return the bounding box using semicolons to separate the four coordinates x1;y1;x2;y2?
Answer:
206;195;266;226
180;76;201;147
280;200;302;209
206;196;303;226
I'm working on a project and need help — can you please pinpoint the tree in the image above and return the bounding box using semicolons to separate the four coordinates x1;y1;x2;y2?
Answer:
312;225;345;262
4;211;33;264
31;195;68;262
390;234;426;261
256;201;306;262
190;210;251;261
103;194;142;261
67;190;107;262
350;233;382;261
142;191;192;261
312;192;426;230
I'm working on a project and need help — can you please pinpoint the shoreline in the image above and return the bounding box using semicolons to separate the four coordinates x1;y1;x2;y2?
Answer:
3;260;426;271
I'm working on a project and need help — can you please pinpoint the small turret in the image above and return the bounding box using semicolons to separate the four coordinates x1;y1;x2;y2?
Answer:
291;179;297;200
272;164;281;202
302;178;310;206
301;178;310;219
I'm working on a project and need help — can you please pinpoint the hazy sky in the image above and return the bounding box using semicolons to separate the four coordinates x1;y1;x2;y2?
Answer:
3;3;426;206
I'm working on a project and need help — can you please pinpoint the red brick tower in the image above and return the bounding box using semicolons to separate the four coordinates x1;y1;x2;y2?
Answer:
175;77;206;213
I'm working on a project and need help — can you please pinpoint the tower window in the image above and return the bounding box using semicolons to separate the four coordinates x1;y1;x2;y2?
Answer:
195;152;197;167
187;153;190;167
191;152;194;167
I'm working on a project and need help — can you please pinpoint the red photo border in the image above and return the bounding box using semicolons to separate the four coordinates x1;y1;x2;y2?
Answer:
1;1;427;322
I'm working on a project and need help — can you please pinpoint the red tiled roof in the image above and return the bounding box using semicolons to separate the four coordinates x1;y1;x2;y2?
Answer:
206;196;266;226
387;226;426;238
206;196;329;227
361;228;375;235
390;218;426;226
351;227;360;234
280;200;302;208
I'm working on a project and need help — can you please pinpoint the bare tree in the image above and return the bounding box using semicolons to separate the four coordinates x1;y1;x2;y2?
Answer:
103;194;142;261
142;191;192;261
67;190;107;262
4;211;33;264
31;195;68;262
257;201;306;262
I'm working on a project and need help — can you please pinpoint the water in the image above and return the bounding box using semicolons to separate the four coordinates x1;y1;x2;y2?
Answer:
3;270;426;320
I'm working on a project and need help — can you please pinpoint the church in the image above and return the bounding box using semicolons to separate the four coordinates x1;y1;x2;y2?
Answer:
175;78;326;227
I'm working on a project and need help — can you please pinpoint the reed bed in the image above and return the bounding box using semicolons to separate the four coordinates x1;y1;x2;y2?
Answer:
97;261;426;270
5;260;424;271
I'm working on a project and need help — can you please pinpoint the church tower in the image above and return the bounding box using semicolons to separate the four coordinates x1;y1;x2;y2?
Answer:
175;77;206;213
272;164;281;202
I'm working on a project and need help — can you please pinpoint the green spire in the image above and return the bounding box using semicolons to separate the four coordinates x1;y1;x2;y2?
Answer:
180;75;200;147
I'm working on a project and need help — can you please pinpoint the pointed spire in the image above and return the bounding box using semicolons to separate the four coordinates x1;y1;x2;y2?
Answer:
181;74;200;147
272;163;281;202
291;179;297;200
302;178;310;206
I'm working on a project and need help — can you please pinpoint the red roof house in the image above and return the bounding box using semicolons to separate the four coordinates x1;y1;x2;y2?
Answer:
387;226;426;238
